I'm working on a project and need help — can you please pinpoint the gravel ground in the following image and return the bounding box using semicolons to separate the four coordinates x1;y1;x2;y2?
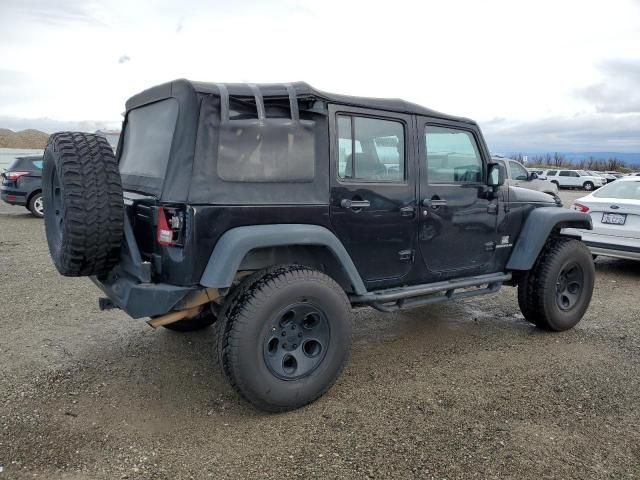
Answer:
1;190;639;479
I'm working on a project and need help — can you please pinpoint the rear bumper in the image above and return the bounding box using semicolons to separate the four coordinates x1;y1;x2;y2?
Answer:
91;213;196;319
90;273;195;319
563;229;640;261
0;186;27;206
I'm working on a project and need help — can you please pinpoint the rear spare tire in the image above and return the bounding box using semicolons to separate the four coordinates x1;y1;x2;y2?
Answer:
43;132;124;276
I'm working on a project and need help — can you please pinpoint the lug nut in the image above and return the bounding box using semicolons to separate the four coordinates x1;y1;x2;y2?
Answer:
283;343;287;349
293;344;297;349
281;332;286;336
298;332;303;338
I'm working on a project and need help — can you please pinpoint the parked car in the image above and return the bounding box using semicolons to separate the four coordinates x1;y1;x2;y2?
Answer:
587;171;616;183
41;79;595;412
0;155;44;217
492;157;560;203
544;169;605;190
567;176;640;260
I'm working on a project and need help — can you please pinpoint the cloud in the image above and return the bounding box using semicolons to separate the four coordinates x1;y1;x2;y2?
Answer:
118;55;131;64
577;60;640;113
481;113;640;153
0;0;105;26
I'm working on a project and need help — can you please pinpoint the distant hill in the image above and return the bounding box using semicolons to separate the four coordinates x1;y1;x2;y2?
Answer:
0;128;49;149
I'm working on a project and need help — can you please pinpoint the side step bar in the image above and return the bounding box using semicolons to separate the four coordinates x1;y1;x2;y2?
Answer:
349;272;512;313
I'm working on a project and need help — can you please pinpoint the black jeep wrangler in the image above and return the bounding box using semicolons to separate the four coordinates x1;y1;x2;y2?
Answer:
42;80;594;412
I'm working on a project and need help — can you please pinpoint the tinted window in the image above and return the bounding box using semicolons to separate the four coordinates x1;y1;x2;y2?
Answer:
425;126;482;183
546;171;557;176
337;115;405;182
510;161;528;180
593;180;640;200
559;171;577;177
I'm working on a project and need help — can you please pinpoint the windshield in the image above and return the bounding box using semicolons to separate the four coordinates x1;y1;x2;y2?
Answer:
593;180;640;200
577;170;589;176
587;171;601;177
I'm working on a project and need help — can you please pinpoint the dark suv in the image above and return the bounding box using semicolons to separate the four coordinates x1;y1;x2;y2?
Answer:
42;80;595;412
1;155;44;217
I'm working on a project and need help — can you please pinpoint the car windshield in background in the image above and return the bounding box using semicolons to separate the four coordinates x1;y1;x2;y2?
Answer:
577;170;589;176
593;180;640;200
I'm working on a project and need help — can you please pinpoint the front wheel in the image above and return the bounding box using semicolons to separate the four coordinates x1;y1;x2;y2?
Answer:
217;266;352;412
583;181;594;191
517;237;594;331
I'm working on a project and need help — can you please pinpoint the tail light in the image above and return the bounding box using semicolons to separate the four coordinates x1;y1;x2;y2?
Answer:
156;206;185;247
5;171;29;181
572;203;590;213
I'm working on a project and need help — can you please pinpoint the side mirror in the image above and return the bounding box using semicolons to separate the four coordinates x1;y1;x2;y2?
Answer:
529;172;538;180
487;162;505;189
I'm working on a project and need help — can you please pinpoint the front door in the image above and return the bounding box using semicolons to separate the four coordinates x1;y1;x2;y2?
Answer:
417;120;498;280
329;105;417;286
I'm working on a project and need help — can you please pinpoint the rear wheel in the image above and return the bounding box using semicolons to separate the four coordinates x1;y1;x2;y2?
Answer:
218;266;352;412
28;192;44;218
43;132;123;276
518;237;594;331
583;181;594;191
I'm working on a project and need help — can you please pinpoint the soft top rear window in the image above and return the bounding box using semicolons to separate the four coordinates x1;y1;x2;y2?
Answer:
119;98;179;193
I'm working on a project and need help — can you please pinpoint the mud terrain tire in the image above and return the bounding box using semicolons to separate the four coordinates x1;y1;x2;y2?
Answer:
43;132;123;277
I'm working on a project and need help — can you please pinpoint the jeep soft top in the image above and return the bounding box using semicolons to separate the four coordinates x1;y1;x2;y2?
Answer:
42;79;594;412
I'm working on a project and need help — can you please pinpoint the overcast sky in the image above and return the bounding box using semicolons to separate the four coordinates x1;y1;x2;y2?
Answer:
1;0;639;152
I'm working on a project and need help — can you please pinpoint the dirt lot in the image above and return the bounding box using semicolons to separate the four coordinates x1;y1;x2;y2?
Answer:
1;190;639;479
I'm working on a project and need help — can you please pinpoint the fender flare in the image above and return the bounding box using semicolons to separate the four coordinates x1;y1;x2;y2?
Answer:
200;224;367;294
506;207;592;271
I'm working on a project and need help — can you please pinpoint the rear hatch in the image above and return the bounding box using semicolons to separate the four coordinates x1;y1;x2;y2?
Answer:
117;82;200;286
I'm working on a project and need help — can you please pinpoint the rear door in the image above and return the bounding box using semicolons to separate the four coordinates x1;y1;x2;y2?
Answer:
329;105;417;286
417;120;498;280
559;170;579;187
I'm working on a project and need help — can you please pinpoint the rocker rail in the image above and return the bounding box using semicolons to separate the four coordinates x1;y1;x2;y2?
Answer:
350;272;512;313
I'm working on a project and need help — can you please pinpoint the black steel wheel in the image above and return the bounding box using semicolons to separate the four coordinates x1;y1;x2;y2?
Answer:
517;237;594;331
218;266;352;412
263;302;331;380
555;262;584;311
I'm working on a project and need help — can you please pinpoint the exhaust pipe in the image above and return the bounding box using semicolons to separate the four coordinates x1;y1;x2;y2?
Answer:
147;306;202;328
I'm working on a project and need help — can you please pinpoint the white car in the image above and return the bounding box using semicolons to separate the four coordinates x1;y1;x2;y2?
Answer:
544;169;605;190
587;170;616;183
566;176;640;260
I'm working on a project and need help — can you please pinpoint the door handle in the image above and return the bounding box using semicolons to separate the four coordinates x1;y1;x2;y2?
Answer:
399;205;415;217
340;199;371;209
422;198;448;208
